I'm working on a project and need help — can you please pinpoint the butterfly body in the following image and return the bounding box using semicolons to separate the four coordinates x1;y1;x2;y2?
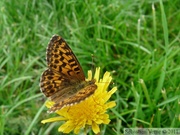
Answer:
40;35;97;112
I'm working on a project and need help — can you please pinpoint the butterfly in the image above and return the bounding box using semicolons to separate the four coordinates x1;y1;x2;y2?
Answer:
40;35;97;113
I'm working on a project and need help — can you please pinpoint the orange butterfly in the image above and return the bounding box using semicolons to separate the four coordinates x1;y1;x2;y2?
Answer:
40;35;97;112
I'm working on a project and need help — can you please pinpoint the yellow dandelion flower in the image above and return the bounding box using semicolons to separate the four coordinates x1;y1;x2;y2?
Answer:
41;67;117;134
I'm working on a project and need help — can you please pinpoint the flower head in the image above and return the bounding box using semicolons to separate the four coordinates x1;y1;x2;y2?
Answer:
41;67;117;134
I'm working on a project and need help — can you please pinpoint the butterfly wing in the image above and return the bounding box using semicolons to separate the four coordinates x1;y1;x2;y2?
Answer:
49;81;97;112
40;68;97;112
40;69;70;98
40;35;85;98
46;35;85;81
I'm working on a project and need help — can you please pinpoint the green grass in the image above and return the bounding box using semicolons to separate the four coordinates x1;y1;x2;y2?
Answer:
0;0;180;134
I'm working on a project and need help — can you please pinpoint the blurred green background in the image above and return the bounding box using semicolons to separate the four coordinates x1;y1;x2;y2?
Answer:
0;0;180;135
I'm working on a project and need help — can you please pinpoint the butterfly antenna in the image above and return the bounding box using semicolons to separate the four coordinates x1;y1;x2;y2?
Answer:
91;54;96;73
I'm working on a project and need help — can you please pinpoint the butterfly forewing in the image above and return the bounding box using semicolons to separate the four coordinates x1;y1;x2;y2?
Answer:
47;35;85;80
40;35;97;112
